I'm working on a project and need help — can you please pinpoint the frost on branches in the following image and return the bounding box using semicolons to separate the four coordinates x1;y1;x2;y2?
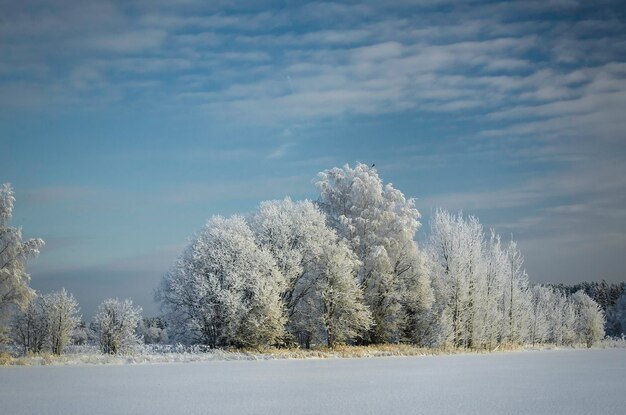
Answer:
0;183;44;341
46;289;81;355
94;298;142;354
427;209;605;349
151;164;608;350
2;167;609;356
10;289;81;355
157;216;285;348
316;163;433;344
250;198;371;347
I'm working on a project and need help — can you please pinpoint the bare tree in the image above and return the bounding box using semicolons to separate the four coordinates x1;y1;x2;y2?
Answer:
10;295;48;354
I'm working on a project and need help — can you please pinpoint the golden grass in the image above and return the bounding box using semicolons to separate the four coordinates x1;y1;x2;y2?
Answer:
235;343;524;359
0;352;14;365
0;343;542;366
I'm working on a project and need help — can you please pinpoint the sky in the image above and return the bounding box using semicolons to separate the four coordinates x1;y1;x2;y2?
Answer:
1;0;625;318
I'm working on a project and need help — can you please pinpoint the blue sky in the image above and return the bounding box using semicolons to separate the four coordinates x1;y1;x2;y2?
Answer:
1;0;625;317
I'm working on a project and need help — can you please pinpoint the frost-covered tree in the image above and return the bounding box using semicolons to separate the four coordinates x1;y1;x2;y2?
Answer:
460;216;487;348
529;286;553;346
502;240;531;344
157;215;285;348
427;210;463;348
142;325;168;344
138;318;168;344
427;210;537;349
0;184;44;340
308;242;371;347
401;251;434;345
45;289;80;355
94;298;142;354
482;230;506;349
10;295;48;354
427;210;490;348
250;199;331;341
572;290;605;347
250;198;370;347
316;163;432;343
556;293;577;346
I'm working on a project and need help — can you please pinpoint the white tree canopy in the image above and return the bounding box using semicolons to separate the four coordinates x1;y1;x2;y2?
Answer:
249;198;371;347
149;165;607;351
315;163;431;343
94;298;142;354
157;215;285;347
45;288;81;355
0;184;44;335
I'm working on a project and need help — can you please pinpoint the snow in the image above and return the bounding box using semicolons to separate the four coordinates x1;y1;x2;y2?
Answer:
1;349;625;414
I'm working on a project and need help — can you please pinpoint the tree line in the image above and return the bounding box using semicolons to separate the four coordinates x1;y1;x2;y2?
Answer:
0;164;619;355
548;281;626;338
157;163;607;349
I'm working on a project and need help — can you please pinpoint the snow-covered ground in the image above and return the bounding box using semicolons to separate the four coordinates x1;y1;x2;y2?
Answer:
1;349;624;415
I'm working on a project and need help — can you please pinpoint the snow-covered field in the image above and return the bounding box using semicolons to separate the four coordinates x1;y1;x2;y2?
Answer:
1;349;625;415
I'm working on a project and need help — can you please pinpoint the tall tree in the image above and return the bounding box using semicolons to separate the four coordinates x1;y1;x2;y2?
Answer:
311;242;372;347
529;286;552;346
316;163;431;343
482;230;506;349
502;240;531;344
572;290;605;348
428;210;488;348
0;184;44;340
250;198;370;347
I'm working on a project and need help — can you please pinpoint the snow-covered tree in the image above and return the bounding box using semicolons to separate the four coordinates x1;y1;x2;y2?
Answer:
309;242;372;347
572;290;605;347
482;230;506;349
0;184;44;340
427;210;461;348
427;210;489;348
401;251;434;345
558;294;578;346
45;289;80;355
142;325;168;344
250;198;370;347
250;199;328;340
427;210;538;349
502;240;531;345
460;216;487;348
529;286;553;346
316;163;432;343
157;215;285;348
138;318;168;344
94;298;142;354
10;295;48;354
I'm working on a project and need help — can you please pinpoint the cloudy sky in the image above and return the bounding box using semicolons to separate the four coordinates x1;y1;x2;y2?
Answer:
1;0;625;317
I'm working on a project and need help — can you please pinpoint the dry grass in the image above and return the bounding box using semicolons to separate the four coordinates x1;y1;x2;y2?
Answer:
0;352;14;365
1;342;597;367
235;343;524;360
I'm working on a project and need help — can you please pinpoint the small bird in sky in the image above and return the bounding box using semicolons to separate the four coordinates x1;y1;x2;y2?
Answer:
371;163;375;168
